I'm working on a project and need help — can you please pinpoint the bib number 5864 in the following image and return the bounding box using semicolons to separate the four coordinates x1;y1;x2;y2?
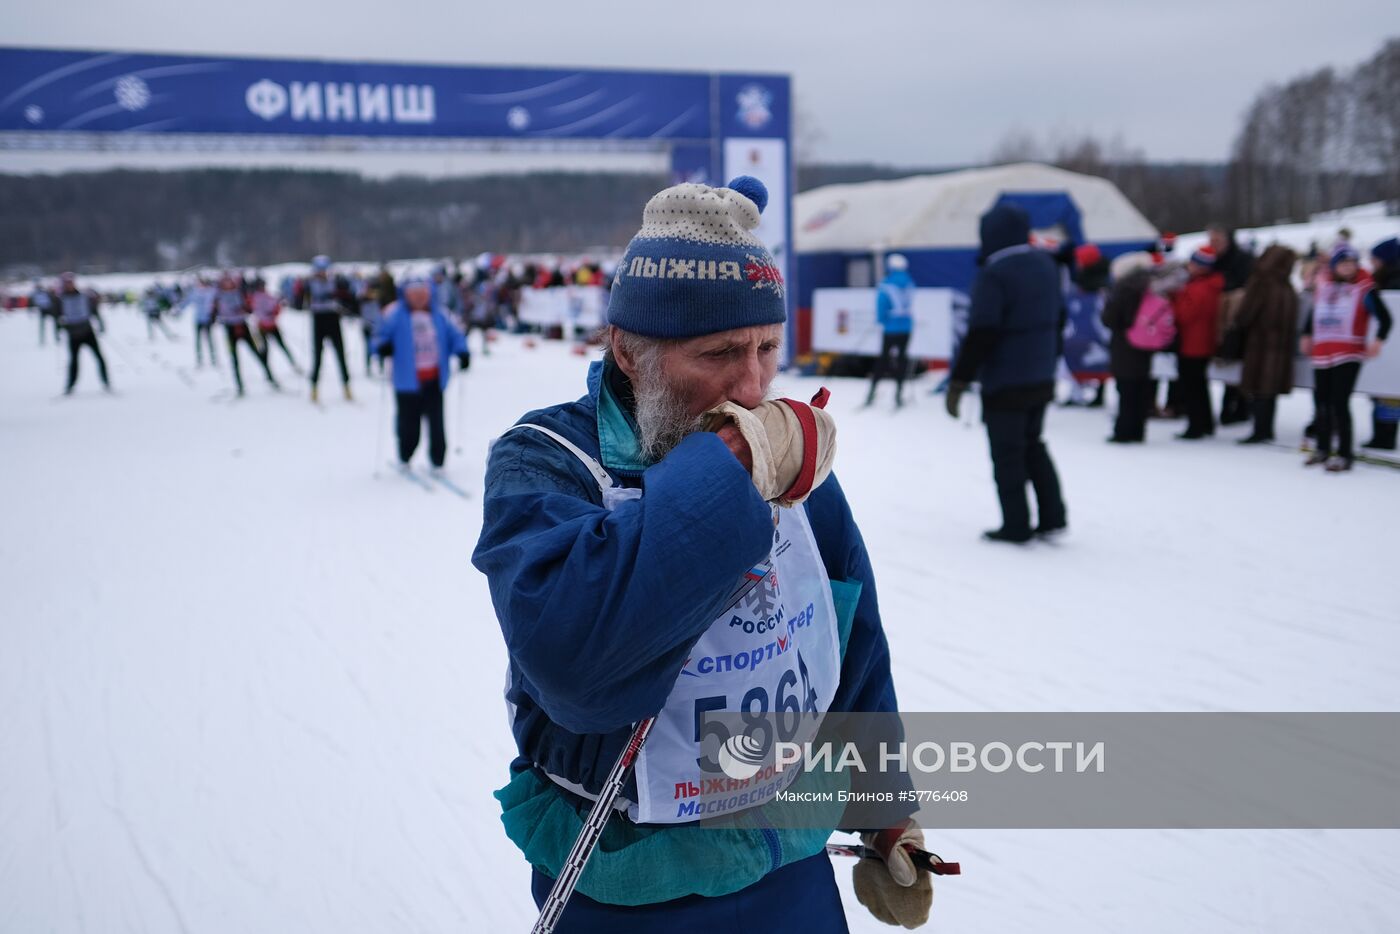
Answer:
693;651;819;773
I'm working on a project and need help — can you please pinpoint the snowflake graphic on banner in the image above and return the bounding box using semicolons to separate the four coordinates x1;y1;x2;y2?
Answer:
114;76;151;112
507;107;530;131
735;84;772;130
24;105;44;125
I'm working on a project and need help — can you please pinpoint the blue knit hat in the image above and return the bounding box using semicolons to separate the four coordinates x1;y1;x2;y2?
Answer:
1371;237;1400;266
1330;243;1360;268
607;176;785;339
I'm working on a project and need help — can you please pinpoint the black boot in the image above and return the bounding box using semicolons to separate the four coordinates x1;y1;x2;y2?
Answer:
983;527;1033;544
1239;397;1277;444
1362;417;1398;451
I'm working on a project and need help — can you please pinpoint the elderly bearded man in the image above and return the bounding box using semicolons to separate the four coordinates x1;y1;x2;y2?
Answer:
473;178;932;932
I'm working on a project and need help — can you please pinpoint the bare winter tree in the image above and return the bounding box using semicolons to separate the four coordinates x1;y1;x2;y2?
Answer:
1352;39;1400;212
1228;38;1400;226
984;127;1216;235
985;128;1043;165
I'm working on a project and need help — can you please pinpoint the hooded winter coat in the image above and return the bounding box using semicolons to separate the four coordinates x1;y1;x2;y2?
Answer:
950;204;1062;404
1233;245;1300;398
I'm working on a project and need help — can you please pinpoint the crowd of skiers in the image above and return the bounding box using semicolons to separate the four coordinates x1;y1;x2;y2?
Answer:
23;252;623;476
21;257;520;473
24;228;1396;480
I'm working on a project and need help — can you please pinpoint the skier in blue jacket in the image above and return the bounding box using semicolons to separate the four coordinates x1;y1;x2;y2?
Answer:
371;276;469;470
473;177;931;932
864;253;916;409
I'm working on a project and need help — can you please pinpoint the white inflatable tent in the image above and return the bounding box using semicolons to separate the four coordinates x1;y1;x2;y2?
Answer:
795;162;1159;298
793;162;1158;361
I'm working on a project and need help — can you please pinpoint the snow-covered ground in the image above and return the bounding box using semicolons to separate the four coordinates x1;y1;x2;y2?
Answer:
3;306;1398;933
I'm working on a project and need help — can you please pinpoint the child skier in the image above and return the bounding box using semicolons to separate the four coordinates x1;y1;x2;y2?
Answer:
371;277;470;471
214;272;280;397
248;277;301;376
1300;245;1393;471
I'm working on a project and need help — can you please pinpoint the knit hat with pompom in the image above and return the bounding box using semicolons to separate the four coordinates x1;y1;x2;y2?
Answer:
607;175;785;339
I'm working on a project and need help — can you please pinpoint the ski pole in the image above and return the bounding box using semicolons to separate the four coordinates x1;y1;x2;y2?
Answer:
824;842;961;875
372;364;388;477
454;357;466;455
531;716;656;934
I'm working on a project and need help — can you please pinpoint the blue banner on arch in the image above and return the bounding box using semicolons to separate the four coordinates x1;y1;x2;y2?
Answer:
0;47;789;143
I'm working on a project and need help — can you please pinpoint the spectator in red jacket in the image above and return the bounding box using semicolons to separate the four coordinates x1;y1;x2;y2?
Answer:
1173;246;1224;439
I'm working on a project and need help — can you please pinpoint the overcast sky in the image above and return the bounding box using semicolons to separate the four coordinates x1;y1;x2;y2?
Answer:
3;0;1394;167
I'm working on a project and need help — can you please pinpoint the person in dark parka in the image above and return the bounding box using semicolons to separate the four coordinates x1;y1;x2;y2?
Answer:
946;203;1067;543
1207;223;1256;425
1227;245;1299;444
1100;264;1155;442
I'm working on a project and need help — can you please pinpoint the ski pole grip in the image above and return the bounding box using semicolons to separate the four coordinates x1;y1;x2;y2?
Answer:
907;846;961;875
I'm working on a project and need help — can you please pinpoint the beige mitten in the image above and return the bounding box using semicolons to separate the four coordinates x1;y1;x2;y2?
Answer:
704;395;837;505
852;824;934;929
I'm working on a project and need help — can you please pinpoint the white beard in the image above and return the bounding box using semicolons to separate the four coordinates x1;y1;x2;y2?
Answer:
632;371;705;463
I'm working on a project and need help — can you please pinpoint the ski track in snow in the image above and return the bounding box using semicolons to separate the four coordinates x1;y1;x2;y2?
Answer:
2;308;1398;933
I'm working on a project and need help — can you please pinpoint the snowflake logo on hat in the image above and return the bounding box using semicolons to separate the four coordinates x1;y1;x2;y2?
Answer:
744;253;784;296
736;84;772;130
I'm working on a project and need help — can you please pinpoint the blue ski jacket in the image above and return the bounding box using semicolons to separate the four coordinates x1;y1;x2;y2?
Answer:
474;360;898;776
876;269;916;335
472;359;901;903
371;298;469;392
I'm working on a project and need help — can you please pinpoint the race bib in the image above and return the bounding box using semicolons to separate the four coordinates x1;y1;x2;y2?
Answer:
630;505;841;824
1313;283;1361;344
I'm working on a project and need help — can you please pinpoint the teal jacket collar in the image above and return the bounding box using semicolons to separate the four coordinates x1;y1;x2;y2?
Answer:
586;359;650;477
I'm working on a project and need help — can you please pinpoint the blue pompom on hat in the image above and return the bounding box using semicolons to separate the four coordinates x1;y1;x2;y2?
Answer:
607;175;785;339
727;174;768;214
